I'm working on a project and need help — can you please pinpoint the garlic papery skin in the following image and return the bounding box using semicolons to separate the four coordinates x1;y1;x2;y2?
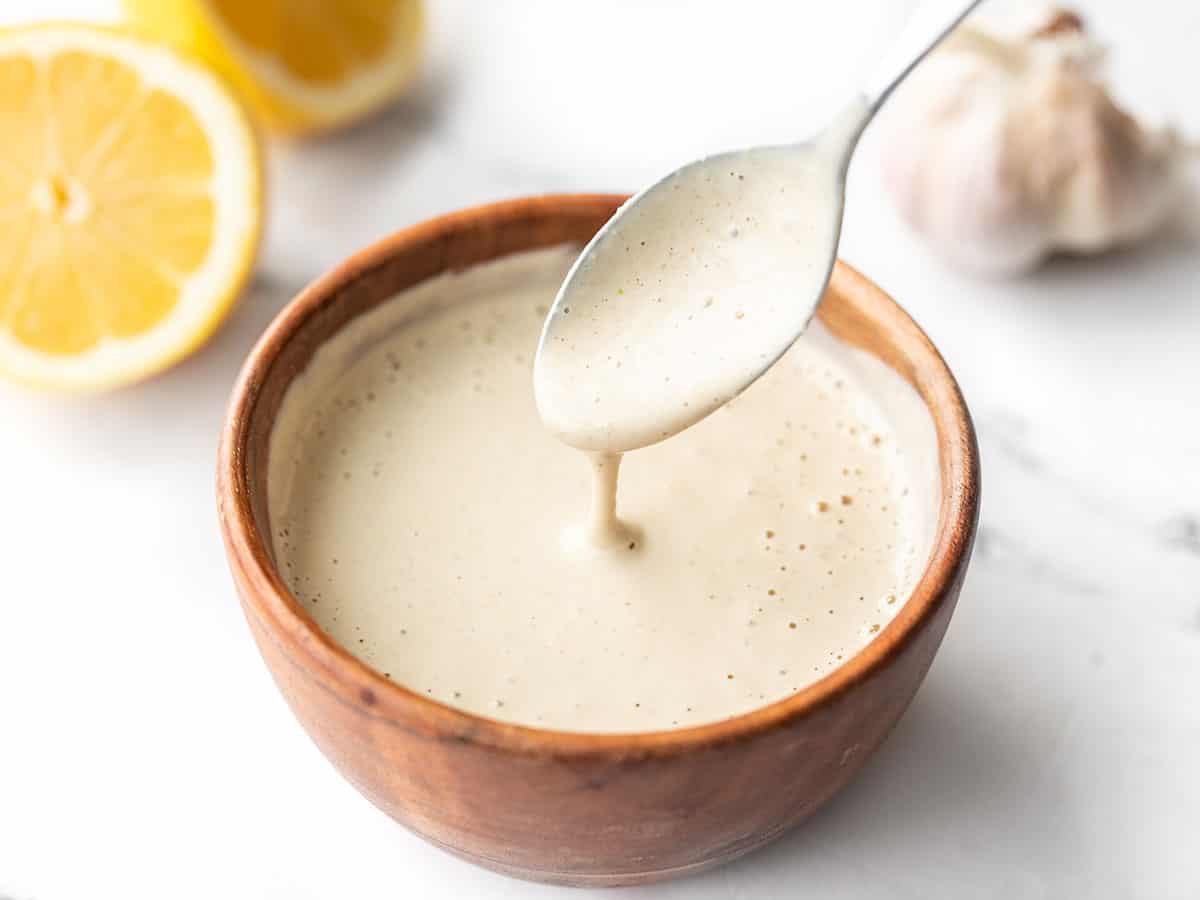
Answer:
878;8;1191;276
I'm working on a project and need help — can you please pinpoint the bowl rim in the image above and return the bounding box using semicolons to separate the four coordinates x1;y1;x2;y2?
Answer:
217;193;980;760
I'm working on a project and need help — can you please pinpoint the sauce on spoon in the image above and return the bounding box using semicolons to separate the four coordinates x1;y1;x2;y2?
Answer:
534;107;865;456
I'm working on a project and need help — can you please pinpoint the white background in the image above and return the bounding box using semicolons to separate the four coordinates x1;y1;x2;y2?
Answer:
1;2;1198;898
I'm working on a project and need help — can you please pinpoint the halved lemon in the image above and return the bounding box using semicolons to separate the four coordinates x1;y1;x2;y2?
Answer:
0;25;262;393
123;0;425;134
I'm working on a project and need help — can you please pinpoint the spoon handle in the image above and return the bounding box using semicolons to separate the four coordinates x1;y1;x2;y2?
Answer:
860;0;984;111
816;0;984;168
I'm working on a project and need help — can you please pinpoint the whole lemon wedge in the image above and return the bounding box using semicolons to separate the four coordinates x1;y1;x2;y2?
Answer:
0;25;262;393
123;0;425;134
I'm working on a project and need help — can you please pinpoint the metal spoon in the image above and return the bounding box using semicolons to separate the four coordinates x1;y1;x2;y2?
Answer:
535;0;983;453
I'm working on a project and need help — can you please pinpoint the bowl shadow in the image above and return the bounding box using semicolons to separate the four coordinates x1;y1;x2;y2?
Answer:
695;654;1081;894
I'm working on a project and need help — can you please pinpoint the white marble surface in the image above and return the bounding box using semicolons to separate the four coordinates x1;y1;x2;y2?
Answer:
1;2;1197;898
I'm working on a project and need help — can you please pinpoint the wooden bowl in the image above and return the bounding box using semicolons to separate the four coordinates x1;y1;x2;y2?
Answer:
217;194;980;887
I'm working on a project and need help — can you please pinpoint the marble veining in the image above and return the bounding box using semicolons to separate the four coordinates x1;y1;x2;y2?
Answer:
1159;515;1200;557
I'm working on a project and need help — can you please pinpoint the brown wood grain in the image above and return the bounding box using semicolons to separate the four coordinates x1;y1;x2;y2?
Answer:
216;194;980;887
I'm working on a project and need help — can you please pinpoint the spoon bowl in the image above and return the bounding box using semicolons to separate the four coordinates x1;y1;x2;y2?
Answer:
534;103;868;452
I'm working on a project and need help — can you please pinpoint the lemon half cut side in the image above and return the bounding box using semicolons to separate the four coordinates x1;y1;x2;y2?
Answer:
0;25;262;392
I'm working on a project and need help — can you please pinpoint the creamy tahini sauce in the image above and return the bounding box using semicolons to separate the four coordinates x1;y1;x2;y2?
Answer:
535;106;868;455
269;247;938;733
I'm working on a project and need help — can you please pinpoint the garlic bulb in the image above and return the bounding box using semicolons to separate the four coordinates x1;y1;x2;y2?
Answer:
878;7;1192;275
